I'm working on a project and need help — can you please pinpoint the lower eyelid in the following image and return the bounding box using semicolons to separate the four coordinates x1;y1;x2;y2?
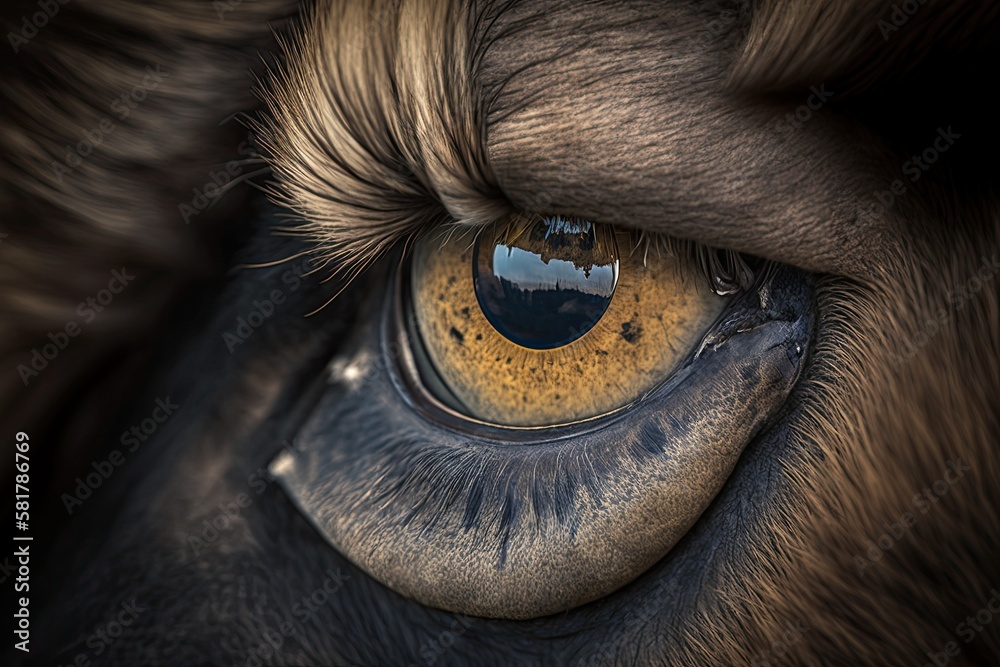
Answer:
269;264;813;619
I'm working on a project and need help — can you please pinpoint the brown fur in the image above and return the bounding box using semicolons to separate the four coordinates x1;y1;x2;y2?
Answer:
0;0;296;453
710;8;1000;661
257;0;510;288
681;222;999;665
3;0;997;664
731;0;1000;95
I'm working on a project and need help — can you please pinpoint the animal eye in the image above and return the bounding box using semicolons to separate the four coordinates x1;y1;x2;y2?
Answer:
408;216;729;425
270;200;813;619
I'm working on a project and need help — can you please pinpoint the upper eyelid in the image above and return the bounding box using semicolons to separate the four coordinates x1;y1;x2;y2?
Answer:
260;0;893;286
258;1;730;284
476;5;897;282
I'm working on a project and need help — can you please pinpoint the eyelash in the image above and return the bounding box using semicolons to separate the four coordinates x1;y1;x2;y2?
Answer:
630;230;758;296
355;419;674;567
415;216;760;297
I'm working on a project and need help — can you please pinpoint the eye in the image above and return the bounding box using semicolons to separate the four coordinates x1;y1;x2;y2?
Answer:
255;0;813;622
271;210;813;620
409;216;729;425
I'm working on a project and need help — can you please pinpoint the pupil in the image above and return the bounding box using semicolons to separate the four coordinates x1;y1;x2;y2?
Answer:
472;217;619;350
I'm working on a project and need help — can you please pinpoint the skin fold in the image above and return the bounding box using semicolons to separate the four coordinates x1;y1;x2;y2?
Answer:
270;266;812;619
1;0;997;665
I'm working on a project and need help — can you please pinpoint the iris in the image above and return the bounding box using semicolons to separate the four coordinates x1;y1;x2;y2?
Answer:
473;217;619;349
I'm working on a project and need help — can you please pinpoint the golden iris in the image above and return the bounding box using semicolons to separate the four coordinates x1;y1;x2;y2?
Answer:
410;216;728;426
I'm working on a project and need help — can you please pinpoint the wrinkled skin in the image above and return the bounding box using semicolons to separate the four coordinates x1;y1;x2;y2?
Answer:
2;0;998;665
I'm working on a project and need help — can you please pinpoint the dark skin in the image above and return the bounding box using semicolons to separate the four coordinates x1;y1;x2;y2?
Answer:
28;213;816;666
12;0;999;665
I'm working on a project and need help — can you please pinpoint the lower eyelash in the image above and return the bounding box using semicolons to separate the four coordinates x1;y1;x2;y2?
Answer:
359;430;662;568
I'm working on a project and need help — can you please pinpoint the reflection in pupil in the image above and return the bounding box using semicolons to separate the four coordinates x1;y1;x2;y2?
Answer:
473;216;619;349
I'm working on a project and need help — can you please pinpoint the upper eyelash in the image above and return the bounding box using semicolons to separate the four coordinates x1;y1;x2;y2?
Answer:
418;214;761;298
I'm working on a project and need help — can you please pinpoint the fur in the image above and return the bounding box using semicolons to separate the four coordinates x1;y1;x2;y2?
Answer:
0;0;296;445
3;0;998;665
257;0;510;288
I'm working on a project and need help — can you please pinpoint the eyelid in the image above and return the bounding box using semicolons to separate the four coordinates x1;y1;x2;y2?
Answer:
479;16;897;281
268;263;813;619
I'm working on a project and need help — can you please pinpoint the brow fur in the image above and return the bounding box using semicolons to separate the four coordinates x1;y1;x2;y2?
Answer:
4;0;998;664
256;0;511;287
